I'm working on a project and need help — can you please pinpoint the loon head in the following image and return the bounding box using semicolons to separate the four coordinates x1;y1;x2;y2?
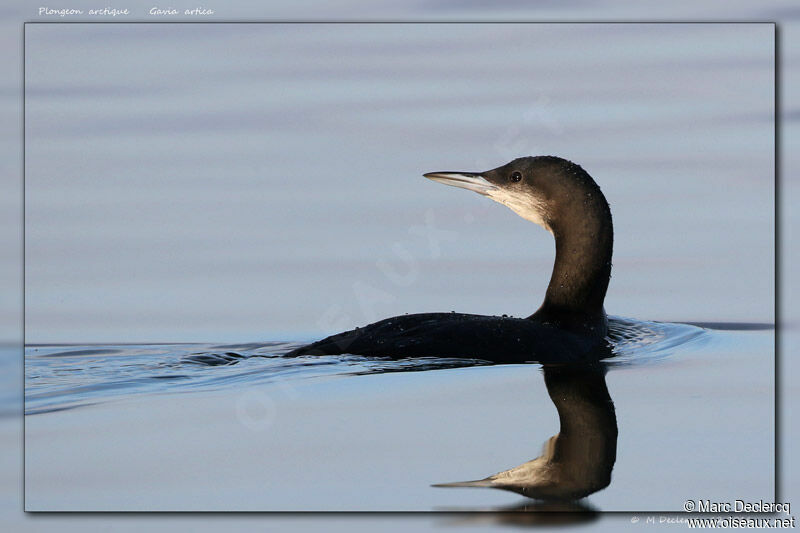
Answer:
425;156;614;319
424;156;609;237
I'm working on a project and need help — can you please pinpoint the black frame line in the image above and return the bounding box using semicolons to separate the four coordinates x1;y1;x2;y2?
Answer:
21;20;780;514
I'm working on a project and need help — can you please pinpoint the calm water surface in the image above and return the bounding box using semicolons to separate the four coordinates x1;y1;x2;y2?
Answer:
25;317;703;416
23;23;774;511
24;318;774;511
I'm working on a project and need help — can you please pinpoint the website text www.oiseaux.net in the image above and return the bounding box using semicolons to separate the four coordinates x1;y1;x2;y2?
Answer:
686;516;795;528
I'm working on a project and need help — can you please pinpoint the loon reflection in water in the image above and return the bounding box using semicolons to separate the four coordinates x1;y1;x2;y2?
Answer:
434;361;617;502
287;156;614;363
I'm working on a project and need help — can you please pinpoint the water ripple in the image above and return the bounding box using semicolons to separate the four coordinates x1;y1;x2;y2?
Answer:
25;317;719;415
605;316;710;366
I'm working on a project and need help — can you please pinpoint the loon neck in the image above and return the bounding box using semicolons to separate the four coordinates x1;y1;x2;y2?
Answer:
531;195;613;331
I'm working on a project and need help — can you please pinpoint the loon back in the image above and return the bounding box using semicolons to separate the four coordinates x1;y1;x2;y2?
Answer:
288;312;610;363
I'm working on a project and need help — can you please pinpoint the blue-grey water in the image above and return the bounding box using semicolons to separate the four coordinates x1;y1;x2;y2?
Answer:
24;23;773;343
21;22;775;512
23;318;774;511
24;317;708;416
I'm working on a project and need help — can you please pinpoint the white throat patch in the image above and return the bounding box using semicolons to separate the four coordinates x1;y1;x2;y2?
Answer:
487;189;552;233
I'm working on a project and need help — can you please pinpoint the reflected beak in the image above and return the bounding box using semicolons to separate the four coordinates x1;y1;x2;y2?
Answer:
423;172;498;196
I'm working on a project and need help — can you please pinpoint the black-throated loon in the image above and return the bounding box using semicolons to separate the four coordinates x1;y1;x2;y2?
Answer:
286;156;613;363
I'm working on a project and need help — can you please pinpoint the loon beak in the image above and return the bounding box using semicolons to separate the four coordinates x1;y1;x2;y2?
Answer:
423;172;498;196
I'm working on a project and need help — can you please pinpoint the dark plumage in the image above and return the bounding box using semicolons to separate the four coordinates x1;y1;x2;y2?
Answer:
286;156;613;363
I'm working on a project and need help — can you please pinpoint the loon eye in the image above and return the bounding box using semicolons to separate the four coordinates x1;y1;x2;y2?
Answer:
510;171;523;182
